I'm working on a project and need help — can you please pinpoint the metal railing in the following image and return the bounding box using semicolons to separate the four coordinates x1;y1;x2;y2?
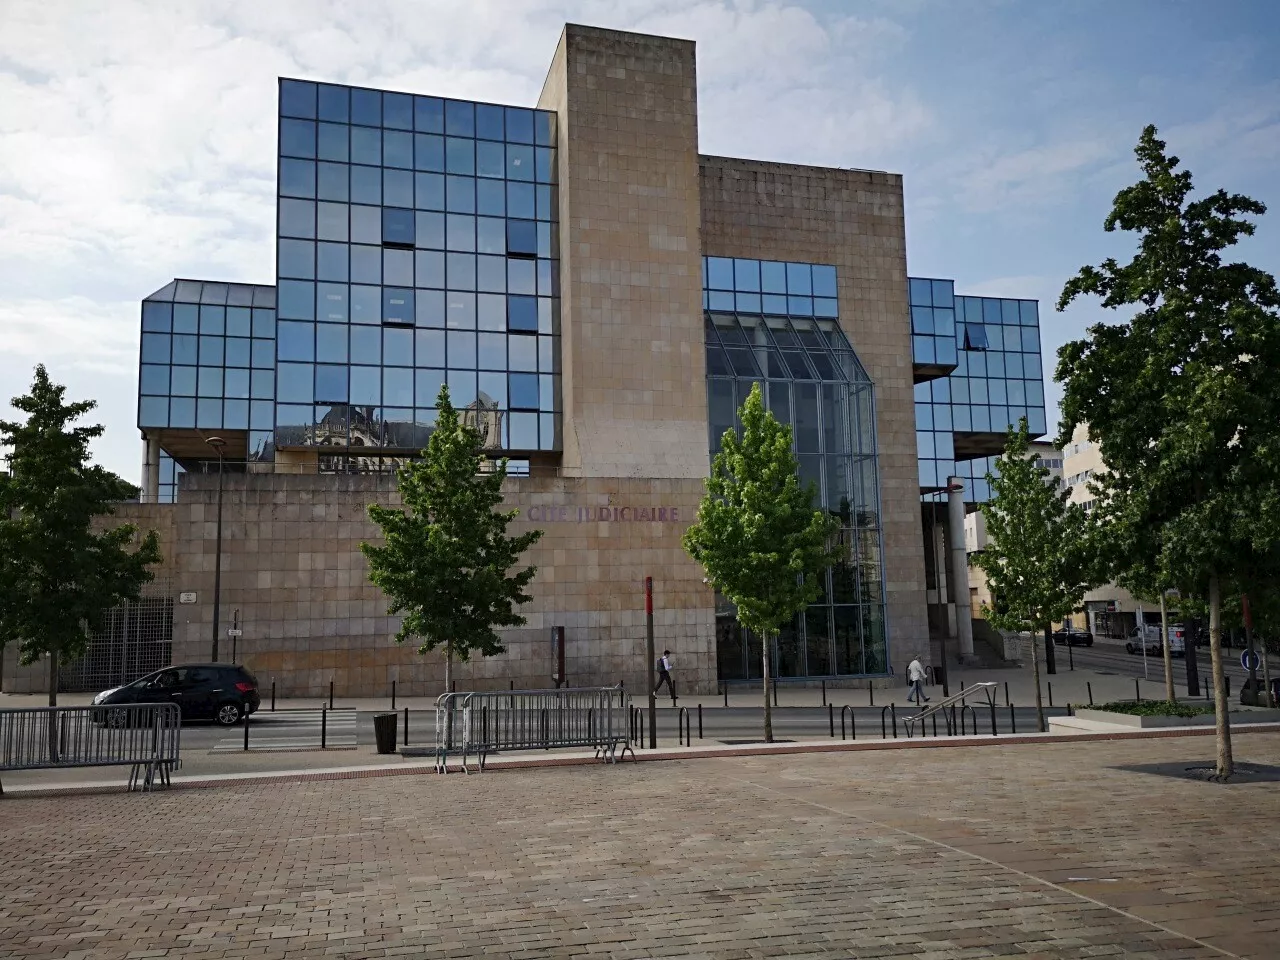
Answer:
902;682;998;736
0;703;181;793
434;687;632;773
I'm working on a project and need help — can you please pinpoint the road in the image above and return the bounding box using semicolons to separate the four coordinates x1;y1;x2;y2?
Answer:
1043;637;1261;691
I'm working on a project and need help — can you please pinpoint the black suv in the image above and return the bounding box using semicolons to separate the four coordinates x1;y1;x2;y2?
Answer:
92;664;261;726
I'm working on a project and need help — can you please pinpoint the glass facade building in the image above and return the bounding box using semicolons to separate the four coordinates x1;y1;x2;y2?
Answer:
273;80;561;460
703;257;887;680
909;277;1046;502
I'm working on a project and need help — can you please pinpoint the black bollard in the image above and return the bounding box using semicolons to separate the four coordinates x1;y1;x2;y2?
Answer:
1005;681;1010;707
821;680;827;706
329;680;334;710
321;707;328;749
271;679;276;711
403;706;409;746
697;704;703;740
1048;682;1053;708
1087;681;1093;706
723;682;728;708
1135;678;1141;703
243;707;249;751
1009;702;1016;734
891;703;897;739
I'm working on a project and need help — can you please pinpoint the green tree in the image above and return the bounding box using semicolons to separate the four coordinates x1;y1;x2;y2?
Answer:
972;420;1096;732
0;366;161;706
361;384;542;691
683;384;836;742
1057;125;1280;777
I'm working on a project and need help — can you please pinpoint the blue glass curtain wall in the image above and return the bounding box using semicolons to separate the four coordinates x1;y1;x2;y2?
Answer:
909;278;1046;501
704;256;888;680
138;280;278;463
274;79;561;457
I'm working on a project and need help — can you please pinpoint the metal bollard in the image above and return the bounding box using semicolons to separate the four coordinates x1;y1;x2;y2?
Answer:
869;685;875;707
829;703;835;738
772;677;778;707
842;705;855;740
271;679;276;711
243;708;249;751
1009;702;1016;734
403;706;409;746
1048;682;1053;708
391;680;396;710
697;703;703;740
723;682;728;708
510;680;514;690
1135;678;1141;702
1087;681;1093;706
1005;681;1010;706
990;700;998;736
452;680;457;693
822;680;827;706
329;680;334;710
321;707;327;749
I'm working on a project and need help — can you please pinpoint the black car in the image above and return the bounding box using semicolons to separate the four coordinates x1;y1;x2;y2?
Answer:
92;664;261;726
1051;627;1094;647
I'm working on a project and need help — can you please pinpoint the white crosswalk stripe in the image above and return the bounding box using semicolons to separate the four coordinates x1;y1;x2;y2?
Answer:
211;707;358;751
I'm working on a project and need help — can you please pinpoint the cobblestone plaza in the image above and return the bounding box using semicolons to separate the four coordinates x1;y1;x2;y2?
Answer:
3;733;1279;958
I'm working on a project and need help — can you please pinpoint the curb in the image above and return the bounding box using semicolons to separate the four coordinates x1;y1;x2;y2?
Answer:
5;722;1279;798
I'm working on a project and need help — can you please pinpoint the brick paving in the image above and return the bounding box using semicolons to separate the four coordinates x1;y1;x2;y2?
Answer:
2;735;1278;959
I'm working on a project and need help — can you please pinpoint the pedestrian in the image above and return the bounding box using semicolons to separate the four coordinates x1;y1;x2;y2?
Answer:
654;649;676;702
906;656;930;704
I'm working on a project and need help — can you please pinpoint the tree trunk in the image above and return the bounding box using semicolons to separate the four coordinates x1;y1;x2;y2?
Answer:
1032;628;1046;733
762;631;773;744
48;642;59;708
1160;590;1175;702
1208;574;1233;778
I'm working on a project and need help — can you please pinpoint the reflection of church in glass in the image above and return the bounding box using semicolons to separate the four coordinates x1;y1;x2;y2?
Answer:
303;394;504;475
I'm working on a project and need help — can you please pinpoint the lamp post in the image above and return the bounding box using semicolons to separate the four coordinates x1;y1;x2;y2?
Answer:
206;436;226;662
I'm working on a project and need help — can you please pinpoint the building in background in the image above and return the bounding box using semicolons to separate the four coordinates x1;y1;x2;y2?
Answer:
4;25;1046;696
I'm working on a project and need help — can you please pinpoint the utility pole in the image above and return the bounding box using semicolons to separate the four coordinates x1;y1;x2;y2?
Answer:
645;576;656;749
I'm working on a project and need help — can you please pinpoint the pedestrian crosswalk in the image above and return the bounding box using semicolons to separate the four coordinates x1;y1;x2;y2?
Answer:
211;707;358;752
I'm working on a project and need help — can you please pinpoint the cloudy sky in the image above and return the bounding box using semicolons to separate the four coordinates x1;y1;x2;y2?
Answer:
3;0;1279;482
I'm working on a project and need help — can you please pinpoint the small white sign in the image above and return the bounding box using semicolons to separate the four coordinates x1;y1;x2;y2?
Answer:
179;592;197;604
226;628;243;638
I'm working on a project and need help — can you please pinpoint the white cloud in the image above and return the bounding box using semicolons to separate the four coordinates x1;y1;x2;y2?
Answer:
0;0;931;480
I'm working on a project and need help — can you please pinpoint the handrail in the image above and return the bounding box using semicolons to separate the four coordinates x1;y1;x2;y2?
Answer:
903;682;998;733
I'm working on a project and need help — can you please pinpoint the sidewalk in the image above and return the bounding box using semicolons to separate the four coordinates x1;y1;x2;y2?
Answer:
0;660;1206;713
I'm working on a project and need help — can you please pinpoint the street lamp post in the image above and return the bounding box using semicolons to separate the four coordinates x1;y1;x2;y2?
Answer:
206;436;226;662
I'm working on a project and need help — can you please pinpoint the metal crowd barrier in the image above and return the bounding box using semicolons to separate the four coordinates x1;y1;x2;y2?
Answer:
0;703;181;794
434;687;632;773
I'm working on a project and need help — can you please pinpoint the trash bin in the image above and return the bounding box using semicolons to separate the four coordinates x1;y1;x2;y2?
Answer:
373;712;398;754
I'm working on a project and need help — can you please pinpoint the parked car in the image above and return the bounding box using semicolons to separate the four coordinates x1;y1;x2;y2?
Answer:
92;664;260;726
1052;626;1094;647
1125;626;1162;656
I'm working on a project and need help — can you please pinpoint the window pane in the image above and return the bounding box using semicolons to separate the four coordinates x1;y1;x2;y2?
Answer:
316;242;349;282
507;295;538;332
444;100;474;136
446;214;475;252
476;177;505;215
447;330;476;368
509;333;536;371
475;103;504;140
445;136;474;175
447;252;476;291
277;321;315;361
384;91;413;130
351;325;381;363
280;118;316;159
383;207;414;246
279;158;316;198
506;219;537;257
384;248;414;286
383;326;413;365
317;122;348;162
316;161;349;202
351;165;380;204
350;244;381;284
279;198;315;238
476;140;504;178
506;144;534;181
382;287;414;325
416;329;445;366
415;132;444;171
278;239;315;279
445;175;475;213
415;368;445;405
316;202;348;242
351;284;380;324
350;366;380;405
351;88;381;126
416;289;444;327
316;322;348;361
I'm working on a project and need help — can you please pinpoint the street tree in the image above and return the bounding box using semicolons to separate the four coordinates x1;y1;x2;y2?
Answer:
0;366;162;706
972;419;1096;732
362;384;542;692
1057;125;1280;777
683;384;837;742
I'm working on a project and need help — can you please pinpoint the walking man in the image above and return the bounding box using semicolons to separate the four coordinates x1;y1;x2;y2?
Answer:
654;649;676;702
906;656;930;704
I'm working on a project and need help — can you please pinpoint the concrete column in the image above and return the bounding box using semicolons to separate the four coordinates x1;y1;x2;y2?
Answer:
946;476;976;662
142;435;161;503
